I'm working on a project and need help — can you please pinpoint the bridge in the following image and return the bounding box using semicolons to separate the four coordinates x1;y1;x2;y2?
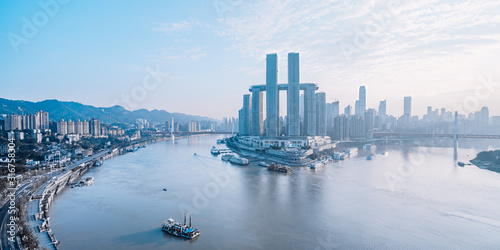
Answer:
142;131;233;136
373;132;500;140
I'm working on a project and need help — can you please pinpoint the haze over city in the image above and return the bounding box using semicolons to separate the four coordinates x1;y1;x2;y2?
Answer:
1;0;500;119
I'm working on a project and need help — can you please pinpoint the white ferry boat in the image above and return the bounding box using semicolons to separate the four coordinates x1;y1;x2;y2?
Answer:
345;147;358;156
229;156;249;165
211;146;220;155
333;152;345;160
221;154;233;162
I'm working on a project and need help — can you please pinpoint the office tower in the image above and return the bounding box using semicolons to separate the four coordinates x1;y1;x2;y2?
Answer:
90;118;101;137
266;54;279;137
299;94;304;122
242;94;251;135
333;115;349;140
287;52;300;136
379;100;387;130
344;105;352;117
251;87;264;136
404;96;412;117
303;85;316;136
349;116;365;138
359;86;366;116
316;92;327;136
364;108;375;135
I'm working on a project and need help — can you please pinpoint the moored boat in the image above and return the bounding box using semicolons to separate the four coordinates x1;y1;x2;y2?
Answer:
267;163;292;173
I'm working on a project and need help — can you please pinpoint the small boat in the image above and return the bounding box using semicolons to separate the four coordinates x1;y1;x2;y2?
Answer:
345;147;358;156
163;188;167;191
310;162;324;169
333;152;345;160
258;161;270;167
268;163;292;173
80;176;94;186
221;154;233;162
382;152;389;156
211;146;220;155
366;154;375;160
229;156;249;165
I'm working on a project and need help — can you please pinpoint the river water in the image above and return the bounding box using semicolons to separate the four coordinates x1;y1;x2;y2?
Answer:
50;135;500;249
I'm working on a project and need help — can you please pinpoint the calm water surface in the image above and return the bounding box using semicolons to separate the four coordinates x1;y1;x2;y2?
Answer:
50;136;500;249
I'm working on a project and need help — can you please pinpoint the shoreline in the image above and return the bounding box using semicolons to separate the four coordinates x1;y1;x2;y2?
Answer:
27;135;197;249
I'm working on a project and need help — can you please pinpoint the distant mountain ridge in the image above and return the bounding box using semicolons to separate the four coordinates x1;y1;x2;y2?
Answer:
0;98;215;124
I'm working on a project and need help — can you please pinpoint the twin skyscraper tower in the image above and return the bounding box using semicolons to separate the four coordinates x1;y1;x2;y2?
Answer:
238;53;326;138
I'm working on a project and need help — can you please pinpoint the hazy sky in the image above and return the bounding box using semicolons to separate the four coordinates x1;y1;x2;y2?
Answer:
1;0;500;119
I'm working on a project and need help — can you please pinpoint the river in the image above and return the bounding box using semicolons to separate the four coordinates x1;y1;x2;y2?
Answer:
50;135;500;249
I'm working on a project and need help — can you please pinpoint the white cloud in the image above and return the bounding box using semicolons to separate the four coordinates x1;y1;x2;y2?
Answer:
153;19;204;34
217;0;500;115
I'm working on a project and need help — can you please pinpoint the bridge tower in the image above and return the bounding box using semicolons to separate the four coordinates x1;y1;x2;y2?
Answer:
453;111;458;159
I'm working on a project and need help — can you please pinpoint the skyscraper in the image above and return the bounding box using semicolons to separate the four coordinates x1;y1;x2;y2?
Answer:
239;94;251;135
315;92;327;136
266;54;279;137
404;96;412;117
359;86;366;116
303;85;317;136
379;100;387;130
344;105;352;117
287;52;300;136
251;87;263;136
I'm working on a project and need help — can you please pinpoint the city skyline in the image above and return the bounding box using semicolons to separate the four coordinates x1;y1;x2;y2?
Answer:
1;1;500;119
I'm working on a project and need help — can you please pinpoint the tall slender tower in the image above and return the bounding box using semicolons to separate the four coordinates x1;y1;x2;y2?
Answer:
266;54;279;137
287;52;300;136
359;86;366;116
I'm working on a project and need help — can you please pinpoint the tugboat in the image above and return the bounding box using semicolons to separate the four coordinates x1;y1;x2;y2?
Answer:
267;163;292;173
161;214;200;239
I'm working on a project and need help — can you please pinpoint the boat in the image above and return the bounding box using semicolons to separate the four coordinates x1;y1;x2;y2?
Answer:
366;154;375;160
310;162;324;169
267;163;292;173
221;154;233;162
80;176;94;186
211;146;220;155
229;156;249;165
382;152;389;156
94;160;103;166
216;139;223;144
345;147;358;156
163;188;167;191
333;152;345;160
258;161;270;167
161;214;200;239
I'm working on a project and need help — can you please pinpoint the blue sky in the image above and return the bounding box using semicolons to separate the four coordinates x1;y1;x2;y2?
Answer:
1;0;500;119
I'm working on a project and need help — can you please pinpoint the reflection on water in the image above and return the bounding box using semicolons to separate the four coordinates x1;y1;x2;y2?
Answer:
50;136;500;249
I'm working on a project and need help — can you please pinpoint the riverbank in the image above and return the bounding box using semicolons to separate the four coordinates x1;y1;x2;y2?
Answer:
27;135;179;249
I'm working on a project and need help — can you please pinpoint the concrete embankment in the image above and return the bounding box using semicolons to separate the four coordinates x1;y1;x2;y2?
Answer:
27;136;174;249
